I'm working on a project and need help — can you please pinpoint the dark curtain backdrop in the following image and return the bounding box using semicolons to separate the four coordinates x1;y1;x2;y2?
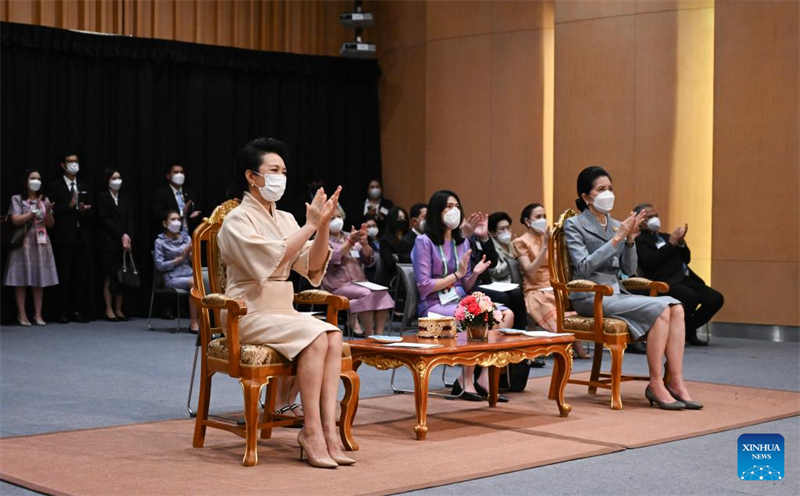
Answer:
0;21;382;322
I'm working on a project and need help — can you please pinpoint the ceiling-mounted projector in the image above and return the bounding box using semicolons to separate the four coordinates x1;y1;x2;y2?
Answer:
340;40;376;59
339;12;374;28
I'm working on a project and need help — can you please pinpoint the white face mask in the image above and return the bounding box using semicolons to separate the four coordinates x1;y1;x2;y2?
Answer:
592;190;615;213
368;187;381;200
443;207;461;230
167;219;182;233
258;173;286;202
109;178;123;191
367;227;379;238
329;217;344;234
171;172;185;186
529;218;548;233
646;216;661;232
28;179;42;192
66;162;80;175
497;230;512;244
418;219;426;233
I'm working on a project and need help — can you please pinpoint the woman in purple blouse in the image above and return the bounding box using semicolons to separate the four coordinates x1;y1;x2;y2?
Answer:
412;190;513;401
323;204;395;336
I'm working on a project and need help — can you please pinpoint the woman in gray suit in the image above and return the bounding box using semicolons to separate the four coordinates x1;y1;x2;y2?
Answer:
564;166;701;410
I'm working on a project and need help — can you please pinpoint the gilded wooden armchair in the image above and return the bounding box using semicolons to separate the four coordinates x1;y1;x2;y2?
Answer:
548;209;669;410
189;198;359;466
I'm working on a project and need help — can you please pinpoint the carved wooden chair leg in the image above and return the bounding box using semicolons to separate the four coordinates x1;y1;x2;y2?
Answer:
608;344;625;410
260;378;277;440
192;369;212;448
663;361;671;387
338;369;360;451
588;341;603;395
241;379;265;466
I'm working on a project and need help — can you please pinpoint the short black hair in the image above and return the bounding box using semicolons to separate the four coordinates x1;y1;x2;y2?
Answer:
233;137;289;198
409;203;427;219
162;208;180;223
103;168;119;186
575;166;612;211
520;203;543;225
633;203;653;214
165;163;184;174
60;152;79;165
488;212;512;233
424;190;464;246
383;206;409;240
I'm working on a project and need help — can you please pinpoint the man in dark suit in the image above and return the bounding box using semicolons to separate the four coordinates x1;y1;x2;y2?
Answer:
47;152;93;323
634;203;724;346
404;203;427;245
152;163;202;235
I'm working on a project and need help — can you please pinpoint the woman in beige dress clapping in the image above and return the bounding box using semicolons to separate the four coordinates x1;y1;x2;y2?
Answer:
217;137;353;468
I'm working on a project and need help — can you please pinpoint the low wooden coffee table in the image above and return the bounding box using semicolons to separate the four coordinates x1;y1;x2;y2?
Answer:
349;330;575;440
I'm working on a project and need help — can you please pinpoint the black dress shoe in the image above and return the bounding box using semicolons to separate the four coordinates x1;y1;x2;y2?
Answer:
531;357;546;368
58;314;70;324
104;315;118;322
71;312;89;323
474;383;509;403
451;380;483;401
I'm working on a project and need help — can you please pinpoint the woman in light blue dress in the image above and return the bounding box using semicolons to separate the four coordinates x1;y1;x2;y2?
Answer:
564;166;701;410
153;209;198;331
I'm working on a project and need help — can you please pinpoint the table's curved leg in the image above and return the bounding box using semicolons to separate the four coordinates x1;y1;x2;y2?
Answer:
551;346;573;417
410;357;432;440
488;366;500;407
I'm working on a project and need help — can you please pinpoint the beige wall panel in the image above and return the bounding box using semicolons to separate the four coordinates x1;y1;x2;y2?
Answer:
173;0;195;42
553;15;636;217
490;29;545;228
425;36;492;212
713;1;799;262
195;0;217;45
635;0;713;14
214;0;233;47
712;0;798;324
555;0;637;24
375;0;426;53
380;45;428;210
426;0;492;41
492;0;553;33
712;261;799;325
4;0;36;24
153;0;175;40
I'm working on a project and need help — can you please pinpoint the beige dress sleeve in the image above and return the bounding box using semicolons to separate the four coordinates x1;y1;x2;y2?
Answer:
281;210;331;287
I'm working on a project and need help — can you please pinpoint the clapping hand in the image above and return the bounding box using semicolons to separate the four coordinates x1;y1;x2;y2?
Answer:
121;234;132;251
473;254;491;276
306;186;341;229
455;249;472;279
618;210;648;240
460;212;482;238
669;223;688;246
472;212;489;240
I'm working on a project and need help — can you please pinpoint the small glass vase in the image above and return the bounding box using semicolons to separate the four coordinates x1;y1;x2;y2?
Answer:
467;322;489;341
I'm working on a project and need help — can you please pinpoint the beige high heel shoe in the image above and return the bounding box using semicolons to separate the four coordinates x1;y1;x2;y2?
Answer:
298;432;338;469
327;445;356;466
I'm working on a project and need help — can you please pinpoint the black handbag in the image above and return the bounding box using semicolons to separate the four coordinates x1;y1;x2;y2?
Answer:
9;224;29;249
116;251;141;289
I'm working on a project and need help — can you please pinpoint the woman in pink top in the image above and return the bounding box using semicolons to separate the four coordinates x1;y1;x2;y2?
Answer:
323;204;394;336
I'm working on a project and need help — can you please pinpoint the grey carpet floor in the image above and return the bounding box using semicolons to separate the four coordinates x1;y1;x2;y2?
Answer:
0;320;798;495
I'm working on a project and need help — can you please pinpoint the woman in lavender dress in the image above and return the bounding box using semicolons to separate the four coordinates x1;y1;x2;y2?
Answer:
4;169;59;326
412;190;513;401
153;209;198;331
322;204;394;336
